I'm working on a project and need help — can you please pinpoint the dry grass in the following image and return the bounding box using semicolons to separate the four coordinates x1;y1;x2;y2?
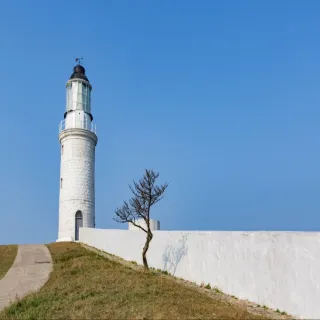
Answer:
0;245;18;280
0;243;285;319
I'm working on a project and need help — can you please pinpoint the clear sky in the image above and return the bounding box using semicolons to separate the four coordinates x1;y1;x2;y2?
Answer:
1;1;320;244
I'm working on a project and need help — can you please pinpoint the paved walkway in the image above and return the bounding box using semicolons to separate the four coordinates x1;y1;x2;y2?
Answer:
0;245;52;311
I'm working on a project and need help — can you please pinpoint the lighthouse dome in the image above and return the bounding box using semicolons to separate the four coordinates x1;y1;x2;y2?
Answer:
70;64;89;82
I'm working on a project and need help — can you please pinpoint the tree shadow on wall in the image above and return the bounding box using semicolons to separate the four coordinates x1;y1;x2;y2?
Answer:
162;234;189;276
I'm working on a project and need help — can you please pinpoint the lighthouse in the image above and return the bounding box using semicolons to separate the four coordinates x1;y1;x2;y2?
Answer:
57;63;98;242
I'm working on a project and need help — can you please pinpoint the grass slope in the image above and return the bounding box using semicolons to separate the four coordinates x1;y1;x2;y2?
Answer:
0;245;17;280
1;243;275;319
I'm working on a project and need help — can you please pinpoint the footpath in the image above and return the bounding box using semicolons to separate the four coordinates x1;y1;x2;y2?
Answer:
0;244;52;311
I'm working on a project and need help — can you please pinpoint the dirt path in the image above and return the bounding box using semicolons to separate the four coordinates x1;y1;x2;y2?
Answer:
0;244;52;311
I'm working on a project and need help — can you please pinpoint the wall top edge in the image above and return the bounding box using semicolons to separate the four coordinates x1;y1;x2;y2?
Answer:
80;227;320;235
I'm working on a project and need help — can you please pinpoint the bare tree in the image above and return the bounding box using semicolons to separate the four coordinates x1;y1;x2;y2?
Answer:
114;169;168;270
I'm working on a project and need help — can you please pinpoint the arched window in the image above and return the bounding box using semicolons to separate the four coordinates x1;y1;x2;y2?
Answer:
75;210;83;241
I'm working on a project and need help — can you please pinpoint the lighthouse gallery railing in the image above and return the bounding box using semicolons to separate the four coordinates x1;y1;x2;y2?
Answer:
59;119;97;134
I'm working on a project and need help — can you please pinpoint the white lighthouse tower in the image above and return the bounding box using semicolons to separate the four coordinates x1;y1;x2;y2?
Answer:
57;63;98;242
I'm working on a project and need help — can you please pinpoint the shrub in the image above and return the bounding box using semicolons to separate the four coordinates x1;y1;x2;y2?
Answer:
214;287;223;293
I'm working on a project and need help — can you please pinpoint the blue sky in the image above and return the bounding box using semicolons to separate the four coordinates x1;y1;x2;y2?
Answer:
1;1;320;244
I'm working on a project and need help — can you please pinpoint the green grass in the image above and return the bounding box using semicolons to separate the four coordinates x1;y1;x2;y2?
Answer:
214;286;223;294
0;245;18;280
0;242;270;319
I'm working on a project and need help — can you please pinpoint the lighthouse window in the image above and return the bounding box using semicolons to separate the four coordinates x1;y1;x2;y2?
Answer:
60;178;63;189
75;82;87;111
82;84;87;109
83;84;88;110
76;83;81;110
66;83;73;111
87;88;91;111
61;145;64;155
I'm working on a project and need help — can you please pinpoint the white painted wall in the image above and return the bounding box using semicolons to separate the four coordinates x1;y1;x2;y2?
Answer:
80;228;320;319
128;219;160;231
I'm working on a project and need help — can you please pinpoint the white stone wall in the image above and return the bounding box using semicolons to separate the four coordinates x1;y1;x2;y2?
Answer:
80;228;320;319
58;129;97;241
128;219;160;231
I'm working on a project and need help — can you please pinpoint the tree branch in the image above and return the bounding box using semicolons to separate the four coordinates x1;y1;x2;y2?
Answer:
113;169;168;270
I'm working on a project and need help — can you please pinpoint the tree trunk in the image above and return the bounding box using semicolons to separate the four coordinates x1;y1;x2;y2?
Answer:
142;232;153;270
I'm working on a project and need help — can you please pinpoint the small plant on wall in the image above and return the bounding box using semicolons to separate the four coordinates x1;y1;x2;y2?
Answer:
114;169;168;270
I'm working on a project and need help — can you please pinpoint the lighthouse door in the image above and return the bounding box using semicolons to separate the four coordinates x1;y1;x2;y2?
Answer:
75;211;83;241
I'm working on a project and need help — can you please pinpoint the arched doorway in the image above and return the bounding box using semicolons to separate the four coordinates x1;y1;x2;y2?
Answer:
75;211;83;241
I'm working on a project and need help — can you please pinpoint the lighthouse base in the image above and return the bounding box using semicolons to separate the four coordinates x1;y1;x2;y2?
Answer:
56;236;73;242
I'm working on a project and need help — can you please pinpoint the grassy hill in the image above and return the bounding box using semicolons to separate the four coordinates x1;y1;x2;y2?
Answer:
0;245;17;280
0;243;291;319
